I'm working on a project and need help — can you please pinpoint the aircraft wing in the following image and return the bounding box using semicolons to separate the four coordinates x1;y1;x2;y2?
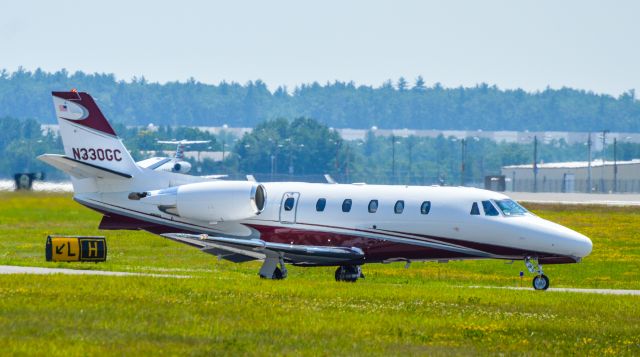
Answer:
136;157;172;170
161;233;365;265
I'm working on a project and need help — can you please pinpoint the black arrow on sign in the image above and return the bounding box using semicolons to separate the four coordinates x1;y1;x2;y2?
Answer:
55;244;65;255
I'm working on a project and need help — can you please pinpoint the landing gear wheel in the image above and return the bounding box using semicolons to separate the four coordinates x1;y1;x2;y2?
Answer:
335;265;361;282
258;257;288;280
525;256;550;291
532;274;550;290
272;267;284;280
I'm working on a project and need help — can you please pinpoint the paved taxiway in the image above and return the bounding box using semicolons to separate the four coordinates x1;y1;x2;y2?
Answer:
0;265;189;278
469;286;640;296
510;192;640;206
1;265;638;295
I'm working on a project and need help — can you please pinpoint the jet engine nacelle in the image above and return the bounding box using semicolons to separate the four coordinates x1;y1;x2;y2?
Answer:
135;181;266;222
154;160;192;174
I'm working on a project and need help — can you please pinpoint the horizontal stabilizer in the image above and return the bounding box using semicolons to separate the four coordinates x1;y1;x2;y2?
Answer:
38;154;132;179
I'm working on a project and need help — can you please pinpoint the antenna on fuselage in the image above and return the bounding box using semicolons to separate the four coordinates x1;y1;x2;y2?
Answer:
324;174;337;184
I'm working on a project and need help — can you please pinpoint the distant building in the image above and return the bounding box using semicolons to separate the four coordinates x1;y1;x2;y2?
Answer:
502;160;640;193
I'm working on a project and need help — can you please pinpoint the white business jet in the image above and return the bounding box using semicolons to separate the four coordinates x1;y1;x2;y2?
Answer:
39;91;592;290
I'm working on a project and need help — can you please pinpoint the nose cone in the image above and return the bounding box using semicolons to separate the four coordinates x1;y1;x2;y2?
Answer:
567;229;593;258
545;220;593;258
518;217;593;259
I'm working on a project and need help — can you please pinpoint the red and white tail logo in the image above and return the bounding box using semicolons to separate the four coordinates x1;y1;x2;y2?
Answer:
52;91;117;136
52;91;138;175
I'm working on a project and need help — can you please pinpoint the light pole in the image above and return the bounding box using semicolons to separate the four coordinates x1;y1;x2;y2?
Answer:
285;138;293;177
221;124;228;162
407;136;414;184
460;138;466;186
587;132;592;193
613;137;618;193
270;154;275;181
601;130;609;192
533;136;538;192
391;134;396;182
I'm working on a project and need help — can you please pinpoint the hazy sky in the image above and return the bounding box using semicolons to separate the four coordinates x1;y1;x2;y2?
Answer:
2;0;639;95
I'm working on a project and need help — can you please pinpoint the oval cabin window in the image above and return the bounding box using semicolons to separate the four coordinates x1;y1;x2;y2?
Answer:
394;200;404;214
368;200;378;213
420;201;431;215
342;199;352;213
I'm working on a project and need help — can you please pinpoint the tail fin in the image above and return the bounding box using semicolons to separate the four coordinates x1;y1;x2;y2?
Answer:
51;91;139;176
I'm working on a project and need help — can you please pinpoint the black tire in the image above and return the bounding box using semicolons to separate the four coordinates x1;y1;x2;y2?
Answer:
532;274;550;290
272;267;284;280
335;266;359;282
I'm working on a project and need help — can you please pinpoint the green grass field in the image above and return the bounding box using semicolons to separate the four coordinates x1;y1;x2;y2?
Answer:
1;192;639;355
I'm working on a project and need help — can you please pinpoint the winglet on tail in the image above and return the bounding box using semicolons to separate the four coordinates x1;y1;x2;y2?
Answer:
47;91;139;177
52;91;117;136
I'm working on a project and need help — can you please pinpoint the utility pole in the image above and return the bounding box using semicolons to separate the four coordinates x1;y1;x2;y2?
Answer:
391;134;396;183
587;133;592;193
221;124;228;165
613;137;618;193
407;138;413;185
601;130;609;192
533;135;538;193
460;138;466;186
345;143;350;182
270;154;275;181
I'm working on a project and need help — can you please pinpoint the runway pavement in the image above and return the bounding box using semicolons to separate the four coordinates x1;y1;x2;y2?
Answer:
469;285;640;296
1;265;638;295
0;265;189;278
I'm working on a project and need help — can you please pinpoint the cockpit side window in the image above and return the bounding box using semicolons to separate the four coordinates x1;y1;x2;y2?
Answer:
495;199;528;216
470;202;480;215
482;200;500;216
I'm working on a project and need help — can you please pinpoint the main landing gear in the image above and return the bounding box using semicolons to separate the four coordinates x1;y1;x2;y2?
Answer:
525;256;550;290
335;265;364;282
259;257;288;280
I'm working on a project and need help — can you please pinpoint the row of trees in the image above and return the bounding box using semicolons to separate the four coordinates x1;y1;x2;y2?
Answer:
224;118;640;185
3;116;639;184
1;68;639;132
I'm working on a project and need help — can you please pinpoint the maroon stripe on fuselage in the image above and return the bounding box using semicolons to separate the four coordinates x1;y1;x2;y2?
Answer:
83;201;574;264
376;228;529;256
245;224;477;262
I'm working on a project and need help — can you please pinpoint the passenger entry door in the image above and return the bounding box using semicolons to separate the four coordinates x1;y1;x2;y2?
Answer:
279;192;300;224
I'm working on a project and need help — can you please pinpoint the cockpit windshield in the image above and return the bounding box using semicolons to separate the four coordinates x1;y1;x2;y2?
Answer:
495;199;528;216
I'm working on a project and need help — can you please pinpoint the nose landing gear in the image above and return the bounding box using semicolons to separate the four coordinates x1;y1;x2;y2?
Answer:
525;256;550;290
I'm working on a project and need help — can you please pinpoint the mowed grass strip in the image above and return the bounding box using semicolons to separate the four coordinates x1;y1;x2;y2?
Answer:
1;274;639;356
0;192;639;355
1;192;639;288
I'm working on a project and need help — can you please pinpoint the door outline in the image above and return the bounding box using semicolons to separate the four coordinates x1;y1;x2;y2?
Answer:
279;192;300;224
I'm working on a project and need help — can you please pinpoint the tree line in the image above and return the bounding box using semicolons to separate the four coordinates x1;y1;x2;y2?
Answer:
1;68;639;132
4;115;639;185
